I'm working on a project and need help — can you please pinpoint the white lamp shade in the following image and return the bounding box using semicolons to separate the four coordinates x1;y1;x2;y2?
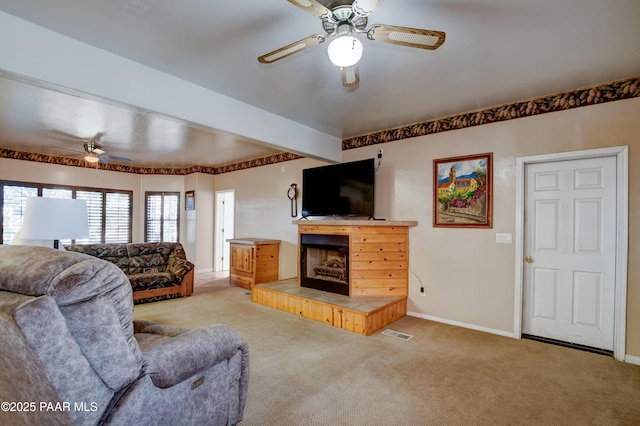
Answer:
19;197;89;241
327;35;363;67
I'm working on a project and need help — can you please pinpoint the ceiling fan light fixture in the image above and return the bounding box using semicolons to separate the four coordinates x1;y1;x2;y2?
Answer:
327;35;363;68
84;154;100;163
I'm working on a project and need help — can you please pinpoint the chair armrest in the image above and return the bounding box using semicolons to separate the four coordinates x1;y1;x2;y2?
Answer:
142;324;247;389
134;319;190;337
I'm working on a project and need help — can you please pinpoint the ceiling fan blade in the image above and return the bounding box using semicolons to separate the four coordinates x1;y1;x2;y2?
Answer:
258;34;326;64
341;66;360;88
286;0;332;19
93;148;106;155
50;129;89;141
352;0;383;17
91;131;105;142
101;155;132;163
49;145;83;154
367;24;445;50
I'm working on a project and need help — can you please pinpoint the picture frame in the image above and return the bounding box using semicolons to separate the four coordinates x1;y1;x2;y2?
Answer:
185;190;195;211
433;153;493;228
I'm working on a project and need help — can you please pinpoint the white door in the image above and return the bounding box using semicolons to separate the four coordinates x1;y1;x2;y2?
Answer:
215;190;235;271
523;156;616;350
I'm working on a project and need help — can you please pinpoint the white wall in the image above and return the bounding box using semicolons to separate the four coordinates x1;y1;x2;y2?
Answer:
213;158;327;280
192;173;216;272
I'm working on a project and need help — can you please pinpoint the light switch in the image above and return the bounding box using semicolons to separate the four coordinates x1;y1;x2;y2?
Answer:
496;233;513;244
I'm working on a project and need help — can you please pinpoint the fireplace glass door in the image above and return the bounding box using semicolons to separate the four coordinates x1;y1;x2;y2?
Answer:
300;234;349;295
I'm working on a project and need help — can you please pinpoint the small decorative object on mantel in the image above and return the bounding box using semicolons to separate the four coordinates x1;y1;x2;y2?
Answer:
433;153;493;228
287;183;298;217
185;190;195;211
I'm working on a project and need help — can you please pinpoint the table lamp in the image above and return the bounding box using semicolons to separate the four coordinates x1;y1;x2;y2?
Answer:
12;197;89;249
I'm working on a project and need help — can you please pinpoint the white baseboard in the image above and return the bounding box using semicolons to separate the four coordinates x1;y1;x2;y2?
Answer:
625;354;640;365
407;311;515;339
195;268;214;274
408;312;640;364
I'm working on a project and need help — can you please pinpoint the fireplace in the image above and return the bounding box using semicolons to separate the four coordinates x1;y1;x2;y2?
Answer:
300;234;349;295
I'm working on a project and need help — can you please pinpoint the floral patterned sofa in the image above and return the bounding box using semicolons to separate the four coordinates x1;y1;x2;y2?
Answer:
65;242;194;304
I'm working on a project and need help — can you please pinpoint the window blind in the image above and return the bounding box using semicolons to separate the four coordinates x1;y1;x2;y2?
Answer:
145;192;179;242
105;192;132;243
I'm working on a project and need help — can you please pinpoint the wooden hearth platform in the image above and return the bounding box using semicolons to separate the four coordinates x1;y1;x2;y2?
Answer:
252;279;407;336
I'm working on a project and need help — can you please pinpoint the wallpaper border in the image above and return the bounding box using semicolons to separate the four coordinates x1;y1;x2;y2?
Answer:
0;148;303;175
1;76;637;175
343;76;640;150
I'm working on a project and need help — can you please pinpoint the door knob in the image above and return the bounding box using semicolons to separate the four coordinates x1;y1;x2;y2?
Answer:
525;256;534;263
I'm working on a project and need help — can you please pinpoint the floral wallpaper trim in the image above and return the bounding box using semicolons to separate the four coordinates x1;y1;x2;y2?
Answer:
1;77;637;174
343;76;640;150
0;148;302;175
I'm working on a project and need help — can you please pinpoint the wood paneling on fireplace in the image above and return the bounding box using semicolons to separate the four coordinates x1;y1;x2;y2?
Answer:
297;222;414;297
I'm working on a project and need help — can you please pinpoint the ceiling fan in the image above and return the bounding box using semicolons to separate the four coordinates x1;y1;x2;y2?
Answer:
258;0;446;88
52;130;132;164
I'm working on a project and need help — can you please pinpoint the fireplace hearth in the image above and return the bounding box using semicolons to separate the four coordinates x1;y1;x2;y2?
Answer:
300;234;349;295
253;220;416;335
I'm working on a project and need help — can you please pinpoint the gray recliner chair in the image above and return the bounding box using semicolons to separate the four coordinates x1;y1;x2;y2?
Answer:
0;245;249;426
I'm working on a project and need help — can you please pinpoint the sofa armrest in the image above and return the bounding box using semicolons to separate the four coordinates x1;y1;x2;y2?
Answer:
142;323;247;389
166;254;194;281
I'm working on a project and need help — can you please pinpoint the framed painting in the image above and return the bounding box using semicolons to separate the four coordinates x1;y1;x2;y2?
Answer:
433;153;493;228
185;190;195;211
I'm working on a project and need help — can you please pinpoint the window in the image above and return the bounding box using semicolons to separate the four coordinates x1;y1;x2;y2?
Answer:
0;181;132;245
145;192;179;242
106;192;132;243
1;184;37;244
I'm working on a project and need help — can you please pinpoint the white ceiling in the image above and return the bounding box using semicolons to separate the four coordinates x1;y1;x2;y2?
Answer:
0;0;639;169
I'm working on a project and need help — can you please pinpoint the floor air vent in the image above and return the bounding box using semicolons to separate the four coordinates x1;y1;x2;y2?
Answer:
381;329;413;340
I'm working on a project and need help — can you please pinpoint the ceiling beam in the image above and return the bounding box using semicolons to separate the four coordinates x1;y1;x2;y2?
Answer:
0;12;342;163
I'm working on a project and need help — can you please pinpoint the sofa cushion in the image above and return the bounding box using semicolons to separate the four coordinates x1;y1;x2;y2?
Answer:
126;253;169;275
64;243;130;271
126;242;174;257
129;272;175;291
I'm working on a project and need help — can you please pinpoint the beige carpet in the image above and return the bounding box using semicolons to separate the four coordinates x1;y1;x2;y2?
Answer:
133;276;640;426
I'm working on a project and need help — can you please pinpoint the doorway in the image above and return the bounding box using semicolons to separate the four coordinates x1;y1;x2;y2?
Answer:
514;147;628;361
214;190;235;272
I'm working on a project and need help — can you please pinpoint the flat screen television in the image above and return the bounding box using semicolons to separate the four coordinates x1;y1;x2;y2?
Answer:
301;158;375;218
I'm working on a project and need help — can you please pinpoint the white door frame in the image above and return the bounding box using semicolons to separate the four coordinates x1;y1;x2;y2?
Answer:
513;146;628;361
214;189;235;272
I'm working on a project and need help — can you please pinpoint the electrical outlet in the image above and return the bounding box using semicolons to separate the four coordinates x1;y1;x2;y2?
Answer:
495;233;513;244
420;286;425;296
377;149;383;159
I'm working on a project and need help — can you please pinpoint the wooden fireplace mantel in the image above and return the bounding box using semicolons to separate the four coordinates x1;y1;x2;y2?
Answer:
252;219;417;335
292;219;418;227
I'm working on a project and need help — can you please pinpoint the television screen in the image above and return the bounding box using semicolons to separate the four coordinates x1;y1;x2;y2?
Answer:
301;158;375;218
